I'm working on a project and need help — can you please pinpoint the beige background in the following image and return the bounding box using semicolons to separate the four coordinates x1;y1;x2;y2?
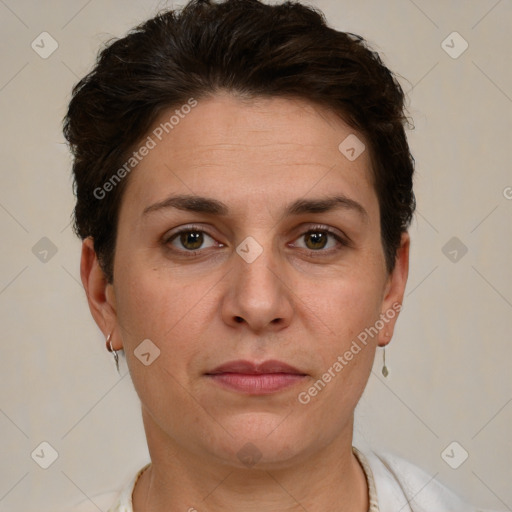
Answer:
0;0;511;511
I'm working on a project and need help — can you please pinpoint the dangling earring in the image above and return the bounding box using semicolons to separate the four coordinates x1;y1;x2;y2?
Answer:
106;333;120;374
382;334;390;377
382;347;389;377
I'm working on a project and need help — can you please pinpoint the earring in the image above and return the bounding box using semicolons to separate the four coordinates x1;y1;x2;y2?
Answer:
382;346;389;377
106;333;120;374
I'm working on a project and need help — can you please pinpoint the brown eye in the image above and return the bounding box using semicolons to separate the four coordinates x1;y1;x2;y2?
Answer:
304;231;329;250
293;228;344;253
179;231;204;250
166;229;217;253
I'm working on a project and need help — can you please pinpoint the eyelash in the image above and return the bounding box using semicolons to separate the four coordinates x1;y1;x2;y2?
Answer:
163;224;350;257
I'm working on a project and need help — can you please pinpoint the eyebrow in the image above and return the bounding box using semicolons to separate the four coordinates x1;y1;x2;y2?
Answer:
142;194;368;221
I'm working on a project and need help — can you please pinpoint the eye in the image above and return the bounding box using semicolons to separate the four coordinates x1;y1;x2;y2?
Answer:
163;224;349;257
165;226;219;253
292;226;347;253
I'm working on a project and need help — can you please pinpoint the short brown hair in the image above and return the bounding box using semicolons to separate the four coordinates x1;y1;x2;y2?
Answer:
63;0;415;282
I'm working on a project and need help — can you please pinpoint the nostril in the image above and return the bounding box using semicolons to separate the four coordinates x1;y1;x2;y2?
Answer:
234;316;244;323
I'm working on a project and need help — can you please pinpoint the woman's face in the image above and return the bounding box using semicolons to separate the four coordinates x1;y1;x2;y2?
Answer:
88;94;408;468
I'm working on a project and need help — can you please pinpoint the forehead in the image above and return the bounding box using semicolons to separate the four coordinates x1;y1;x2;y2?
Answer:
119;94;378;222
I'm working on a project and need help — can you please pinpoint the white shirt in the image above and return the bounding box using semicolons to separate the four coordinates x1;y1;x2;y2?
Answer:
81;447;496;512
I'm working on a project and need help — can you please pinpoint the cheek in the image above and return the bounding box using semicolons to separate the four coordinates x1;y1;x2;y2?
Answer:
115;257;194;333
300;272;384;397
113;262;207;378
114;269;205;419
304;269;385;342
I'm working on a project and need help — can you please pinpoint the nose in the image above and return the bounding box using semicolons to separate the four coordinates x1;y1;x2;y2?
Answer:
220;237;294;334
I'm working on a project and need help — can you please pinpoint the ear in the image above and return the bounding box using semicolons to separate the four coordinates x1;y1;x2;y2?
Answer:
377;232;410;347
80;237;121;350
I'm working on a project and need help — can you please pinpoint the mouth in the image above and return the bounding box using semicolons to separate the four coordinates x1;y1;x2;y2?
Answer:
205;360;308;395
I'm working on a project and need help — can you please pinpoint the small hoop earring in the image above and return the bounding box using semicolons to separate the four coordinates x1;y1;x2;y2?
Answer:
106;333;120;374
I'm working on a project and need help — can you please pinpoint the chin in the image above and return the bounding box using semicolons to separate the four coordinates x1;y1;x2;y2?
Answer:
201;416;314;469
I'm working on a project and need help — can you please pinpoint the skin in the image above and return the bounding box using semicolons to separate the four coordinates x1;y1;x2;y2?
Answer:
81;93;409;512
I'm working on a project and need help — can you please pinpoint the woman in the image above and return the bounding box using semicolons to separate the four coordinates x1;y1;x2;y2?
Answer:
64;0;493;510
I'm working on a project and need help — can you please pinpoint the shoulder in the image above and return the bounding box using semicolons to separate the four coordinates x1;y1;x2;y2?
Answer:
68;464;149;512
360;448;498;512
67;491;123;512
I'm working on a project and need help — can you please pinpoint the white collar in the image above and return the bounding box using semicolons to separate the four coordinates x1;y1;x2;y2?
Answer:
106;448;484;512
361;449;484;512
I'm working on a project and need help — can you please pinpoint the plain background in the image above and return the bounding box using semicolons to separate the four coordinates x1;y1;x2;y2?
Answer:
0;0;511;510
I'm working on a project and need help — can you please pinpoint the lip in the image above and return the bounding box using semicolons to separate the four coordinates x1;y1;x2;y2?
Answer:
205;360;308;395
207;359;306;375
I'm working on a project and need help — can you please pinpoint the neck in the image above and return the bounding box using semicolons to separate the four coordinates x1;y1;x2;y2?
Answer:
133;410;368;512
